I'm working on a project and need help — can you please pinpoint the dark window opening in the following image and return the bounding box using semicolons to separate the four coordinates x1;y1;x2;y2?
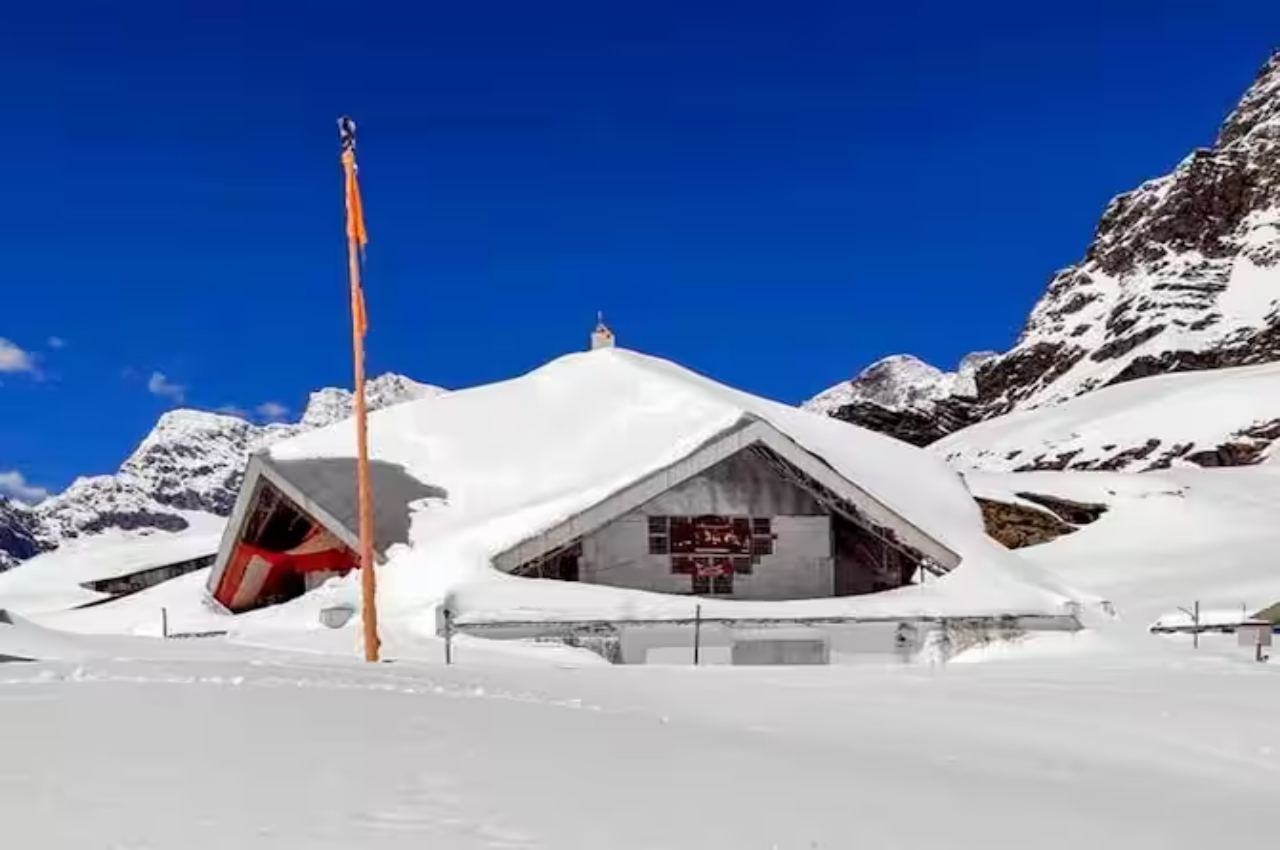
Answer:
648;516;669;554
514;542;581;582
243;482;316;551
832;514;921;597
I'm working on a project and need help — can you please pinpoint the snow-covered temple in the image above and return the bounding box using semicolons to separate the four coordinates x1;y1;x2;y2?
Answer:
206;346;1082;648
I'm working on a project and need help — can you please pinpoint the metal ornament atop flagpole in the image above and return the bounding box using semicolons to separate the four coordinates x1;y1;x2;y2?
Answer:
339;115;381;663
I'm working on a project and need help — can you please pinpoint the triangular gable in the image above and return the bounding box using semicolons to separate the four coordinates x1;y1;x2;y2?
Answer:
207;451;446;608
492;415;960;574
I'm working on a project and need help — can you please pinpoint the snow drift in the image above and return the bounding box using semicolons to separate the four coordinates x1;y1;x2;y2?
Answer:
934;361;1280;473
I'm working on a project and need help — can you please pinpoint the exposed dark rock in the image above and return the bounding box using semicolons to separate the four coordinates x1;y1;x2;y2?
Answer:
1145;442;1195;470
1013;449;1083;472
1092;439;1163;471
827;397;978;447
976;498;1077;549
1013;492;1108;525
1178;418;1280;468
1090;324;1166;362
973;342;1086;414
0;499;47;568
1184;443;1269;467
1047;290;1100;320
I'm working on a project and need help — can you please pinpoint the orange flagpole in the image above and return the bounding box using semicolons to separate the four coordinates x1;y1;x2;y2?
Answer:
339;116;380;663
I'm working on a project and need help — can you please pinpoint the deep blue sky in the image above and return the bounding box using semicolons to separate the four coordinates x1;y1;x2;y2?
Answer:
1;1;1277;498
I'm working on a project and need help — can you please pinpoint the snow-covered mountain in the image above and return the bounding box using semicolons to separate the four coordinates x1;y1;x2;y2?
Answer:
0;373;444;566
812;49;1280;453
986;49;1280;411
804;352;996;445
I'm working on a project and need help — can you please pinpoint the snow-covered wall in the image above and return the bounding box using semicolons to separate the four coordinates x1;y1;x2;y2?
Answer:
579;450;835;600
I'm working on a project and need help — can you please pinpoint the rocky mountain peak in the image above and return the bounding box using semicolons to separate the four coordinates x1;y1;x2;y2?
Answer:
805;351;996;446
806;352;995;415
988;50;1280;412
822;49;1280;450
116;409;262;516
299;373;445;430
1218;49;1280;147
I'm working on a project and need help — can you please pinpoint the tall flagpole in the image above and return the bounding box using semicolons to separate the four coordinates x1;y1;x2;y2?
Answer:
339;116;381;663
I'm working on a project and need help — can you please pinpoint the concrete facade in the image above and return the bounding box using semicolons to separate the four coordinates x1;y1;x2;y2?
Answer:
578;450;837;600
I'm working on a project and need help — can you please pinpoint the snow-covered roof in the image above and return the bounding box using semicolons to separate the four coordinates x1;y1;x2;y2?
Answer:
0;520;224;615
215;348;1082;623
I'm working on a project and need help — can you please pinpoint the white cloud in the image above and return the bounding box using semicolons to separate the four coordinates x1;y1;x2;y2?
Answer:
256;401;290;422
216;404;249;418
47;336;66;349
0;470;50;504
0;338;36;373
147;371;186;403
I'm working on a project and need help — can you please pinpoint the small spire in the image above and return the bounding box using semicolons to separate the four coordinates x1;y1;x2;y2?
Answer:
590;312;616;350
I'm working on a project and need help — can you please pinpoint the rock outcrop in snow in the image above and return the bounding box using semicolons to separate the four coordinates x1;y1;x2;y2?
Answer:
815;49;1280;463
0;498;43;570
0;373;444;565
805;353;996;446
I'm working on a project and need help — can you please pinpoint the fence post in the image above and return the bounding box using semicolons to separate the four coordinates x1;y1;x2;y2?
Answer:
443;607;454;666
1193;600;1200;650
693;604;702;666
161;607;168;639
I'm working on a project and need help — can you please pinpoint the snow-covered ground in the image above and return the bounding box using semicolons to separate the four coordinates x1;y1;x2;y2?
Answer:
934;361;1280;472
968;464;1280;627
3;620;1280;849
7;352;1280;847
6;455;1279;849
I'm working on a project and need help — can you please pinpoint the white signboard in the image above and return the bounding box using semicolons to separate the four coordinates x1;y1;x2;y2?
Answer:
1237;623;1273;647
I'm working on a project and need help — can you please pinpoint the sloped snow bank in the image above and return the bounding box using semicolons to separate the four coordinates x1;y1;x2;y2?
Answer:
968;465;1280;627
6;632;1280;849
0;609;92;661
935;361;1280;473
